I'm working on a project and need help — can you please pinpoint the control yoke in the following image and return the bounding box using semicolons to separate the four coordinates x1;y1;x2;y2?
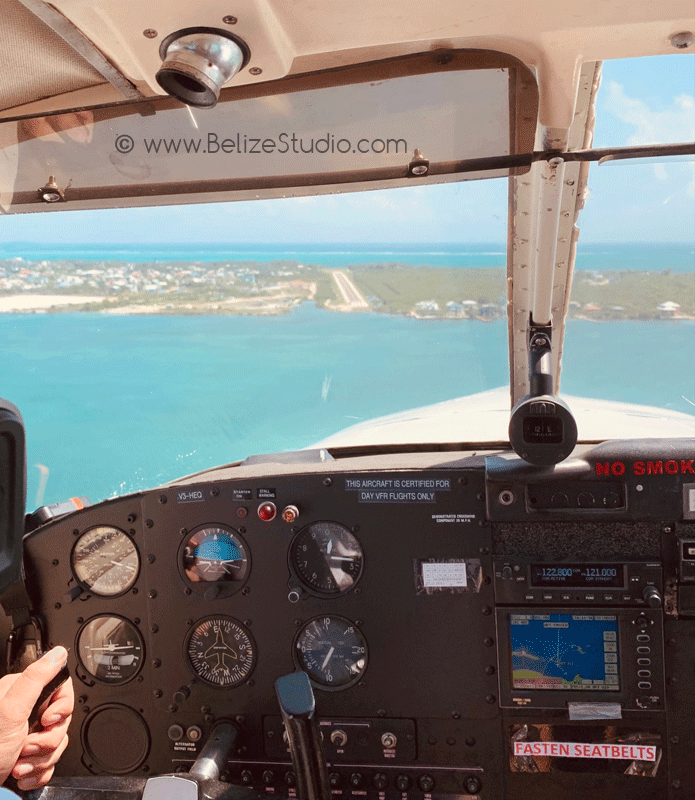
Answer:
32;671;329;800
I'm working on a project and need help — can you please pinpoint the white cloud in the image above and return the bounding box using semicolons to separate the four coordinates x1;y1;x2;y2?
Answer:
605;81;695;196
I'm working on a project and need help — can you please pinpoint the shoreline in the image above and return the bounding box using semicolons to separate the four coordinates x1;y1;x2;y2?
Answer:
0;294;693;322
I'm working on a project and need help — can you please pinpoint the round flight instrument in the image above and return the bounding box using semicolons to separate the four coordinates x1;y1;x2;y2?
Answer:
77;615;144;684
186;617;256;688
290;522;363;596
294;616;367;690
180;526;250;595
71;527;139;596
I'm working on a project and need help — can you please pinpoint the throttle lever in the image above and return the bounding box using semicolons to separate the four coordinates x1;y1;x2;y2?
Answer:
275;671;331;800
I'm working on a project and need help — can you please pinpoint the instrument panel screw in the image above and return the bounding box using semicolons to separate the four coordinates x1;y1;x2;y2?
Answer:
204;714;214;722
249;67;263;76
485;665;496;675
145;519;154;528
484;637;494;647
73;529;80;536
479;547;490;555
451;711;461;720
236;715;245;723
54;602;61;610
458;476;468;485
211;487;220;497
672;780;682;789
238;527;246;534
127;514;137;523
147;554;155;564
149;590;157;599
201;705;211;714
158;495;167;504
377;709;387;718
150;624;159;633
669;677;678;685
668;638;677;646
83;706;90;714
483;576;491;585
242;587;250;595
323;478;333;487
663;525;674;534
184;587;192;595
358;681;365;688
52;559;59;566
142;766;150;774
447;737;456;746
465;737;476;747
247;680;255;687
476;493;484;501
78;695;87;704
143;29;157;38
486;694;496;704
152;659;161;668
180;528;187;536
154;690;163;698
137;676;144;683
169;704;178;713
428;736;437;745
670;736;680;744
244;619;252;626
223;15;238;24
482;606;492;615
77;617;84;624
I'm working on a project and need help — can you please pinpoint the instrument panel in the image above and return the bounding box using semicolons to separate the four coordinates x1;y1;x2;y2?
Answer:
16;439;695;799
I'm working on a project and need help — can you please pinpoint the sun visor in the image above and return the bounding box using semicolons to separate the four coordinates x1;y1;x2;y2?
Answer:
0;49;538;214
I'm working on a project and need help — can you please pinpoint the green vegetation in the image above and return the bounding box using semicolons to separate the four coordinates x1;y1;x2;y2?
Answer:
351;265;505;315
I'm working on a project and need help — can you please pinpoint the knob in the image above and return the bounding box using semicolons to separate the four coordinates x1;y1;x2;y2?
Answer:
331;729;348;747
186;725;202;742
464;775;482;794
173;686;191;705
502;566;513;580
262;770;275;785
395;775;411;792
329;772;342;788
167;724;184;741
577;492;595;507
349;772;364;788
642;586;662;608
373;773;388;791
418;775;435;792
284;771;296;786
63;586;83;603
240;769;253;785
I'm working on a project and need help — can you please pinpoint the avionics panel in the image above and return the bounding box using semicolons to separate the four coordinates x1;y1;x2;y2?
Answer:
496;607;665;710
494;558;662;605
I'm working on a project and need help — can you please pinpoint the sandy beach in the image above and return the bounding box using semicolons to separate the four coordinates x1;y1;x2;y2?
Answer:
0;294;104;312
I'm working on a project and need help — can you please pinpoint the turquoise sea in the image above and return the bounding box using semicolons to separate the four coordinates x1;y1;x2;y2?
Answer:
0;303;692;509
2;241;694;273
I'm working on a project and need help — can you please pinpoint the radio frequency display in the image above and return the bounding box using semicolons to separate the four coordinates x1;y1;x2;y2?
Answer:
530;564;624;588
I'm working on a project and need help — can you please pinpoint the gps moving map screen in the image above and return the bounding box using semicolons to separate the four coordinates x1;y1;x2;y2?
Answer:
510;614;620;691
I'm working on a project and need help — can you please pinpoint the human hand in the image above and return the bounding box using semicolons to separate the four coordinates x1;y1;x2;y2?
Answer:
0;646;74;791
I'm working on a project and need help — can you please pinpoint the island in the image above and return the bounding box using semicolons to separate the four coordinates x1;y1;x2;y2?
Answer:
0;258;692;320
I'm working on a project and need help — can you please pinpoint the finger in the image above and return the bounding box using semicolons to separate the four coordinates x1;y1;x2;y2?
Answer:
0;672;21;700
1;647;68;722
17;764;55;791
13;734;69;775
40;676;75;727
20;715;71;756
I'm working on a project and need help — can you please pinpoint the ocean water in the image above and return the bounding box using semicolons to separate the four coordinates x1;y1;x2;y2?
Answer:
1;241;693;273
0;305;692;508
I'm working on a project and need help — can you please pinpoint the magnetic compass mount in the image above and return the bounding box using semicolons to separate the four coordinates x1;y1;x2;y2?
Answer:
509;327;578;466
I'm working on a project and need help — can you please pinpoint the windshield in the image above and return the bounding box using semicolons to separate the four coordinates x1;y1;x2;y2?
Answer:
0;54;693;509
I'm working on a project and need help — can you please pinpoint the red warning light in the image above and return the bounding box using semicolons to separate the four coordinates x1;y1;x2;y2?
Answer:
258;502;277;522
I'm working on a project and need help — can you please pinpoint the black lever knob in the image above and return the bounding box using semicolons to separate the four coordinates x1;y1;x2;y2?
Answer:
275;671;331;800
642;586;662;608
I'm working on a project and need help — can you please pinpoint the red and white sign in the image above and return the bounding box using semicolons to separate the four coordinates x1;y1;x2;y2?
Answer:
513;741;656;761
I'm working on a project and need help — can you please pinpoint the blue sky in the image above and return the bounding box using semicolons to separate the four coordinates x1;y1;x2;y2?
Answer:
2;53;694;245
